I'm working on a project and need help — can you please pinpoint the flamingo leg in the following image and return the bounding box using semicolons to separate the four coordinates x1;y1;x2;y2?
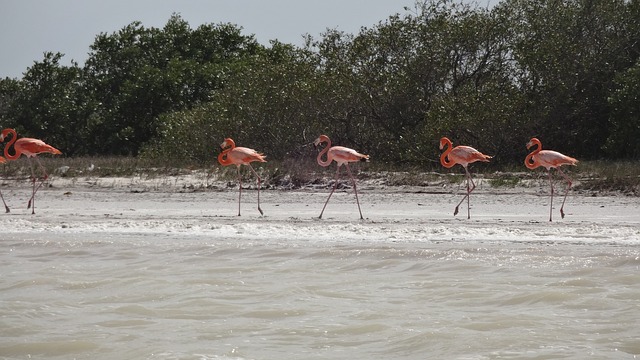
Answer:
555;167;573;219
319;165;342;219
547;169;555;222
26;157;48;214
345;163;364;220
26;156;50;214
454;167;476;219
236;166;242;216
0;189;9;213
247;163;264;216
0;163;9;212
27;158;36;213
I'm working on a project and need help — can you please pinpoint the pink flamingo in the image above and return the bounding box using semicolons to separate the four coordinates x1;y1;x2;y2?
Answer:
0;128;62;214
439;137;491;219
314;135;369;219
217;138;266;216
525;137;578;221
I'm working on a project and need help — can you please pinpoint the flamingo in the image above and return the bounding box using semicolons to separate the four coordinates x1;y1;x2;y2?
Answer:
525;137;578;221
314;135;369;219
439;137;492;219
0;128;62;214
217;138;266;216
0;156;9;213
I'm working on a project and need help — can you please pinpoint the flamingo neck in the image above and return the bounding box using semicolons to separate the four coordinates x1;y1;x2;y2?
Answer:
439;139;455;169
316;138;333;167
217;151;232;166
2;129;20;160
525;140;541;170
218;142;235;166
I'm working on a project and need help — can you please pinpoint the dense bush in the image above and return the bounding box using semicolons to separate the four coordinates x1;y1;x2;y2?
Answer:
1;0;639;167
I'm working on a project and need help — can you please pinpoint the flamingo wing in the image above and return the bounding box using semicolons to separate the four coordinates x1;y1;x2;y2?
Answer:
449;146;491;167
534;150;578;169
15;138;62;157
228;147;266;165
328;146;369;166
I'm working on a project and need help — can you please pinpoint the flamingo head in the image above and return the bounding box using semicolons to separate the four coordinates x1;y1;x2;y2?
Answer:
526;137;541;150
220;138;235;150
0;128;12;142
314;135;330;147
439;137;451;150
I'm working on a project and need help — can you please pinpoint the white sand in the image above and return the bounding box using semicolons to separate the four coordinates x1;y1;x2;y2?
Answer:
0;172;638;244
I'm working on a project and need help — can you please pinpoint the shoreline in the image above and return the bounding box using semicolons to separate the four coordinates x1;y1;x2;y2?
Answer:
0;172;638;245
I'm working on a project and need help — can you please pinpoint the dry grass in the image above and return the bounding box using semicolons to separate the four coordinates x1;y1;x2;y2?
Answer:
488;173;523;188
0;156;195;179
574;160;640;195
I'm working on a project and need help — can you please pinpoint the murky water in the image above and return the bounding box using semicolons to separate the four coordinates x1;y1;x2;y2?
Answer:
1;187;639;359
1;233;639;359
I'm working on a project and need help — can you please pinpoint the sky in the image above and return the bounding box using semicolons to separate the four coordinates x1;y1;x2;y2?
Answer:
0;0;496;79
0;0;412;79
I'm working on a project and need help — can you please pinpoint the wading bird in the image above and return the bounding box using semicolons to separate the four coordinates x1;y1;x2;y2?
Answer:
314;135;369;219
0;128;62;214
439;137;492;219
525;137;578;222
217;138;266;216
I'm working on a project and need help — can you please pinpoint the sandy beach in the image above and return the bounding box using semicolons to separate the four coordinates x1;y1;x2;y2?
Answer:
1;172;638;243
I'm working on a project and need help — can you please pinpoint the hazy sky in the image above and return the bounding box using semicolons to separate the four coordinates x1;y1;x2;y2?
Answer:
0;0;495;79
0;0;408;78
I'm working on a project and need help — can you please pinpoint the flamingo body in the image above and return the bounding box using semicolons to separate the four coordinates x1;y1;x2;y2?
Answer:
0;128;62;214
314;135;369;219
220;146;266;166
10;138;62;158
325;146;369;166
217;138;266;216
439;137;491;219
443;145;492;168
526;150;578;170
525;137;578;221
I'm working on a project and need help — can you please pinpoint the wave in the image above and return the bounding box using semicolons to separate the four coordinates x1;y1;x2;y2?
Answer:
2;216;639;246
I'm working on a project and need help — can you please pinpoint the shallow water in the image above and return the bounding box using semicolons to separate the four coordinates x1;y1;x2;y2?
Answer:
0;188;639;359
1;232;639;359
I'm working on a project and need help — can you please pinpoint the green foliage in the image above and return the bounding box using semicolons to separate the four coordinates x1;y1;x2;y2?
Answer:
0;77;20;126
142;41;322;163
501;0;632;158
2;0;640;167
1;52;89;155
606;61;640;158
82;15;262;155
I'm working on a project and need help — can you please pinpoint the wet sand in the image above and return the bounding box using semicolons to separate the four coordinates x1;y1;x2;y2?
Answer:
1;173;638;243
